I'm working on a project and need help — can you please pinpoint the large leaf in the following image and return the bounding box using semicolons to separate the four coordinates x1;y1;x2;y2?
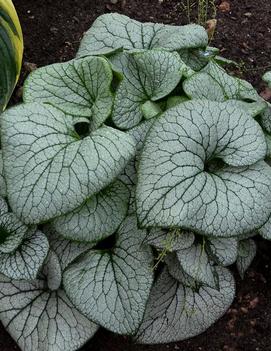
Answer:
112;50;184;129
183;60;260;102
136;266;235;344
137;100;271;237
0;229;49;280
207;237;238;266
63;216;154;335
0;251;98;351
176;242;217;288
1;103;136;224
77;13;208;57
236;239;256;278
52;180;129;243
0;0;23;112
24;56;113;131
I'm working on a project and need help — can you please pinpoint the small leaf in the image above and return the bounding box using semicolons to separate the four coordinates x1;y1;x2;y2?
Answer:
137;100;271;237
43;250;62;291
63;216;154;335
112;50;185;129
0;230;49;280
236;239;256;278
0;255;98;351
1;103;136;224
259;214;271;240
24;56;113;131
136;266;235;344
177;242;217;288
145;228;195;252
77;13;208;57
207;237;238;266
52;180;129;243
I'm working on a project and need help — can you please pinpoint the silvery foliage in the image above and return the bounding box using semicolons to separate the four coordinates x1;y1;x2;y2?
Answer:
0;13;270;350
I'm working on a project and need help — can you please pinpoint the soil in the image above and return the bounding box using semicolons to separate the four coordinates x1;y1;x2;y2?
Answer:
1;0;271;350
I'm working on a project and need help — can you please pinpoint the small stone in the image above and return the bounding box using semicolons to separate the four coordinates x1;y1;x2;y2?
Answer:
24;62;38;73
174;346;180;350
244;12;252;17
110;0;118;3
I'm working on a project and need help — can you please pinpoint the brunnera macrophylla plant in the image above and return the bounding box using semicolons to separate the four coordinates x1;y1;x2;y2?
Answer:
0;12;271;350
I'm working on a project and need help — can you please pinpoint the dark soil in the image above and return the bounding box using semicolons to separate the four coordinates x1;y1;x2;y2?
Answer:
2;0;271;350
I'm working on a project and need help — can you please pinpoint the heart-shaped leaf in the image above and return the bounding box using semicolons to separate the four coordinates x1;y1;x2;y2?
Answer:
0;250;98;351
63;216;154;335
24;56;113;131
0;229;49;280
77;13;208;57
136;266;235;344
52;180;129;243
136;100;271;237
112;50;185;129
1;103;136;224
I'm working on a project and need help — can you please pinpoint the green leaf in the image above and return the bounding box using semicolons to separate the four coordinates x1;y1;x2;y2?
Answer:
183;60;260;102
0;212;28;253
24;56;113;131
207;237;238;266
236;239;256;279
136;266;235;344
145;228;195;252
0;229;49;280
112;50;185;129
77;13;208;57
136;100;271;237
52;180;129;243
0;0;23;112
259;214;271;240
63;216;154;335
0;252;98;351
0;150;7;197
177;242;217;288
1;103;136;224
228;100;267;118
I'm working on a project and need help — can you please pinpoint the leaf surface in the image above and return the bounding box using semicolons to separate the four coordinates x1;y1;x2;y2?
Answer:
24;57;113;131
1;103;136;224
112;50;184;129
236;239;256;278
137;100;271;236
52;180;129;243
207;237;238;266
136;267;235;344
63;216;153;335
77;13;208;57
0;230;49;280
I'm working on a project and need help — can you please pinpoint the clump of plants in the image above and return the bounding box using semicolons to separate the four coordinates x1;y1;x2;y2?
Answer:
1;13;271;351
